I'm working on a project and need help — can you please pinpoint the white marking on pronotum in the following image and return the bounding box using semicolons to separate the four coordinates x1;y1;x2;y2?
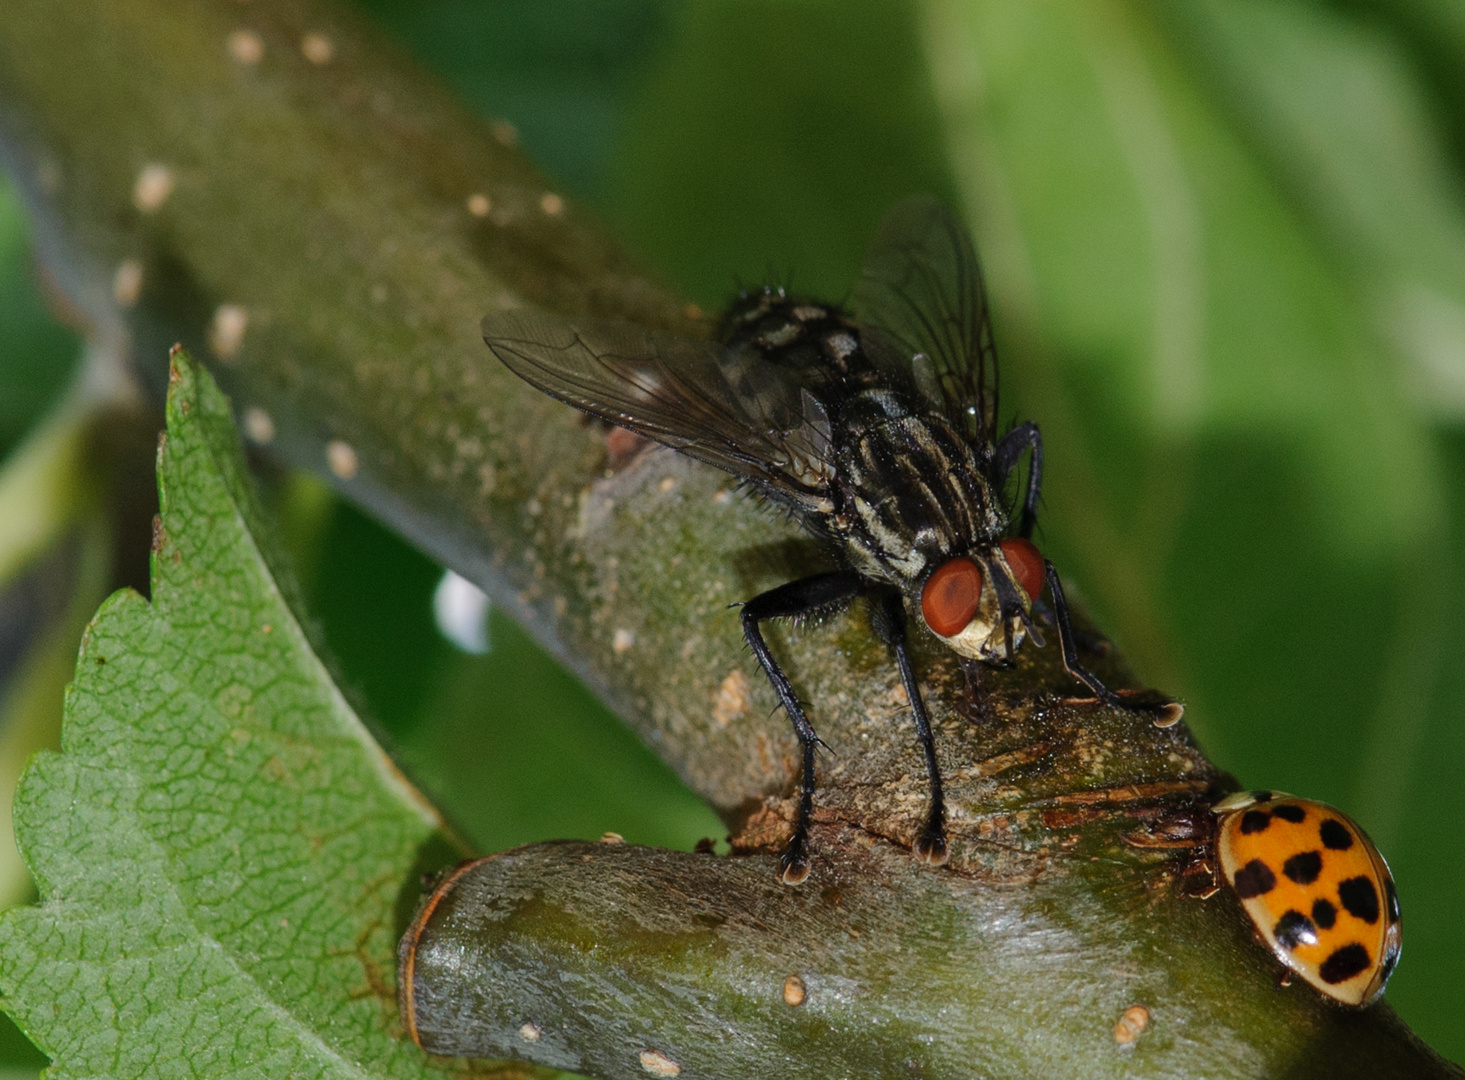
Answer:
758;322;799;348
825;332;857;359
433;570;491;655
227;29;264;65
242;407;275;445
112;259;144;307
300;32;334;65
466;192;491;218
326;439;358;480
132;163;175;213
209;304;249;360
639;1050;681;1077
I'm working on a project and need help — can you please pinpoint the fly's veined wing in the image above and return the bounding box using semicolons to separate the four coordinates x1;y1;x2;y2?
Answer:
853;195;997;445
484;308;835;501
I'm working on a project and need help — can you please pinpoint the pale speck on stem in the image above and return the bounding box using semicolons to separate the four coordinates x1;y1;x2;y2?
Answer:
466;192;491;218
539;192;564;217
227;28;264;66
132;163;174;213
326;439;358;480
112;259;143;307
208;303;248;360
639;1050;681;1077
490;120;518;148
599;832;625;845
1113;1004;1151;1047
518;1022;541;1043
713;670;751;727
613;628;635;654
300;32;333;65
782;974;807;1007
241;406;274;445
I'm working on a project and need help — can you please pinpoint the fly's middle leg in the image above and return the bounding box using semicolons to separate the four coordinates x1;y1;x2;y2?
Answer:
740;571;865;885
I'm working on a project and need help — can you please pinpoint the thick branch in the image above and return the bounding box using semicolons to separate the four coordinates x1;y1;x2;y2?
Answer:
0;1;1457;1076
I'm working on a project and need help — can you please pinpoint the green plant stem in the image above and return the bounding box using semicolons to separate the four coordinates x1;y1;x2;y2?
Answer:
0;1;1458;1076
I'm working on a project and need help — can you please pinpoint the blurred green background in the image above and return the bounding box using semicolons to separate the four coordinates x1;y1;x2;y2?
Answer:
0;0;1462;1070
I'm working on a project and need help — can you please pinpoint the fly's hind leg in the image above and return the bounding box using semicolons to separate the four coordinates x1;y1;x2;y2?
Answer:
867;584;948;867
1043;560;1184;728
740;571;866;885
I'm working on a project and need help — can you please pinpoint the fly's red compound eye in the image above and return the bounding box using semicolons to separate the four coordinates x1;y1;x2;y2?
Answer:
999;538;1045;601
921;558;984;637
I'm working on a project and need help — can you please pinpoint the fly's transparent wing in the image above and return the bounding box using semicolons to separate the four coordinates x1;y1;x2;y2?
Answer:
484;308;835;502
853;195;997;445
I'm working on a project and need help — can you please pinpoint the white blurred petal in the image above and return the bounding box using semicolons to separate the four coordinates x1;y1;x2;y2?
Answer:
433;570;491;655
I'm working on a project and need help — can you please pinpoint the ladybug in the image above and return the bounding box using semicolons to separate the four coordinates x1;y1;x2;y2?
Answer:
1213;790;1402;1007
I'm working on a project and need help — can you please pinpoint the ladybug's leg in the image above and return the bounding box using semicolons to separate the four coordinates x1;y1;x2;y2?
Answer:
994;421;1043;540
741;571;866;885
866;584;948;867
1044;561;1184;727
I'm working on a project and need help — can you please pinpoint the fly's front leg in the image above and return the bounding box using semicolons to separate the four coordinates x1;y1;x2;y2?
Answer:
995;421;1043;540
741;571;866;885
867;584;948;867
1043;561;1184;727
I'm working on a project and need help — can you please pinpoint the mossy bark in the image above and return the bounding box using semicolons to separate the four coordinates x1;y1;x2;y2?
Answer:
0;1;1458;1076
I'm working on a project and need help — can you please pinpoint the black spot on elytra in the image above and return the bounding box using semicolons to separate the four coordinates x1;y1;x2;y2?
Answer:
1319;943;1372;984
1249;790;1276;803
1320;818;1353;851
1385;877;1400;923
1239;810;1272;835
1339;877;1380;924
1274;804;1306;823
1233;859;1277;899
1283;851;1323;885
1312;898;1337;929
1274;910;1318;951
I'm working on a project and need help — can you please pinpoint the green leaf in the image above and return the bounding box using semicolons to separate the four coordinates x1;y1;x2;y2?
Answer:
0;350;521;1080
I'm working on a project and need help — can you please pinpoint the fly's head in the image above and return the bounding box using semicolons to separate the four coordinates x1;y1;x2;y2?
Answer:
919;538;1046;663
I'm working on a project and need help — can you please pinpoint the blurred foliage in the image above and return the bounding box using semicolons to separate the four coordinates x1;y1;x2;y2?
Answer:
0;0;1462;1068
0;179;76;461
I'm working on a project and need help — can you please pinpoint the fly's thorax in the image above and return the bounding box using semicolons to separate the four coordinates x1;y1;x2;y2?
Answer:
828;396;1003;587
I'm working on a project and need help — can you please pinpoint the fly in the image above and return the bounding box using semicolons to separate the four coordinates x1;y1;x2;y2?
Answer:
484;196;1180;884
